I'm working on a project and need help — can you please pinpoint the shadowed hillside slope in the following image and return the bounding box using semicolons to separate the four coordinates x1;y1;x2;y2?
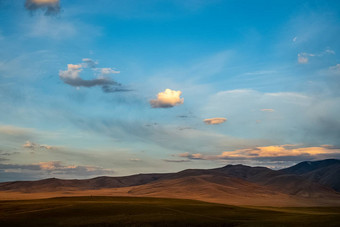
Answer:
281;159;340;192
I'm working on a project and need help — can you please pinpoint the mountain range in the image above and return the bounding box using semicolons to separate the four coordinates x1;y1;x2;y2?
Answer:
0;159;339;206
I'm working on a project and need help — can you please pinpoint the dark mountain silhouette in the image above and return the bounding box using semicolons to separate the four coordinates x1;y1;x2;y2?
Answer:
280;159;340;192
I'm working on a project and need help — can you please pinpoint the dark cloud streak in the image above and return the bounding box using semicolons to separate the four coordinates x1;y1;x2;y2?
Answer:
25;0;61;16
59;59;130;93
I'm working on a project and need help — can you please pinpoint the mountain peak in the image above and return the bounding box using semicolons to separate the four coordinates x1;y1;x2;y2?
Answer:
281;159;340;175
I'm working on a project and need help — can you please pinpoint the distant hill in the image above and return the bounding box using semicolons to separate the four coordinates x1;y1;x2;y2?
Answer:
0;159;340;206
0;173;170;192
280;159;340;192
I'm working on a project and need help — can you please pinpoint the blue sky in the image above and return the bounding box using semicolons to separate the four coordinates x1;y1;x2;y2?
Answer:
1;0;340;181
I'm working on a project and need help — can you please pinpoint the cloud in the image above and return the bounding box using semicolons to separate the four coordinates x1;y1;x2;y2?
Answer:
329;64;340;75
298;53;311;64
38;161;115;176
260;109;275;112
202;88;340;147
23;140;55;151
25;0;61;16
0;125;33;136
98;68;120;75
150;89;184;108
163;159;191;163
0;125;36;143
298;48;335;64
0;161;115;180
59;59;129;93
178;144;340;162
203;117;227;125
82;58;98;68
179;152;204;160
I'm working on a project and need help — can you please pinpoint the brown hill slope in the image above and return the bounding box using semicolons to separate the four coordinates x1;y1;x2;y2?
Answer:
126;174;340;206
1;160;340;206
0;173;169;192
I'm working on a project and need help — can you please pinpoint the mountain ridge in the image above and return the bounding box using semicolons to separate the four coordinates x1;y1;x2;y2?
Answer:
0;159;339;206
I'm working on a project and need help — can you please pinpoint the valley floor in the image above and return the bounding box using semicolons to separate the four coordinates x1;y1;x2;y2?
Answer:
1;187;340;207
0;196;340;227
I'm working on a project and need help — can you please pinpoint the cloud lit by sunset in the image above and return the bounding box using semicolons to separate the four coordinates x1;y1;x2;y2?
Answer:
203;118;227;125
150;89;184;108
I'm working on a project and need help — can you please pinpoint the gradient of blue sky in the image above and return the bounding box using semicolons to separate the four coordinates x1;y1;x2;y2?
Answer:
1;0;340;181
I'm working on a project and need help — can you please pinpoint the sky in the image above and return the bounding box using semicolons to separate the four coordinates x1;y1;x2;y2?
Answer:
1;0;340;181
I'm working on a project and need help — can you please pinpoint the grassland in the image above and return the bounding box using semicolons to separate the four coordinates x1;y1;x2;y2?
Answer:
0;196;339;226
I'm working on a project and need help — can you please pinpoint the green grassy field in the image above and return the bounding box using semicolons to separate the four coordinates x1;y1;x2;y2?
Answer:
0;196;339;226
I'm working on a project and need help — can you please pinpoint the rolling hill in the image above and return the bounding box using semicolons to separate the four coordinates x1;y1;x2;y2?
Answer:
0;159;340;206
280;159;340;192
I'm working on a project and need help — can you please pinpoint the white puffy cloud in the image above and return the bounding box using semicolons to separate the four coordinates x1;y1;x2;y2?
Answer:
203;117;227;125
150;89;184;108
59;64;82;80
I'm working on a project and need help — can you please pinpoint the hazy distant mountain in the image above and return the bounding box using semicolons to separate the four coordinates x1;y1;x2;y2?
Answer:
280;159;340;192
0;173;170;192
1;159;340;206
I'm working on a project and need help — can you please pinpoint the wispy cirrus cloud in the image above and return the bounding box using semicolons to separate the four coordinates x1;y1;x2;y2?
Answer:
0;125;33;136
150;89;184;108
329;64;340;75
298;48;335;64
202;88;340;147
0;125;36;143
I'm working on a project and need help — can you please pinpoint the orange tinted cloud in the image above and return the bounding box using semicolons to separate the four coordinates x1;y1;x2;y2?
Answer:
31;0;58;3
23;141;54;150
178;144;340;161
260;109;275;112
203;117;227;125
219;145;338;159
150;89;184;108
